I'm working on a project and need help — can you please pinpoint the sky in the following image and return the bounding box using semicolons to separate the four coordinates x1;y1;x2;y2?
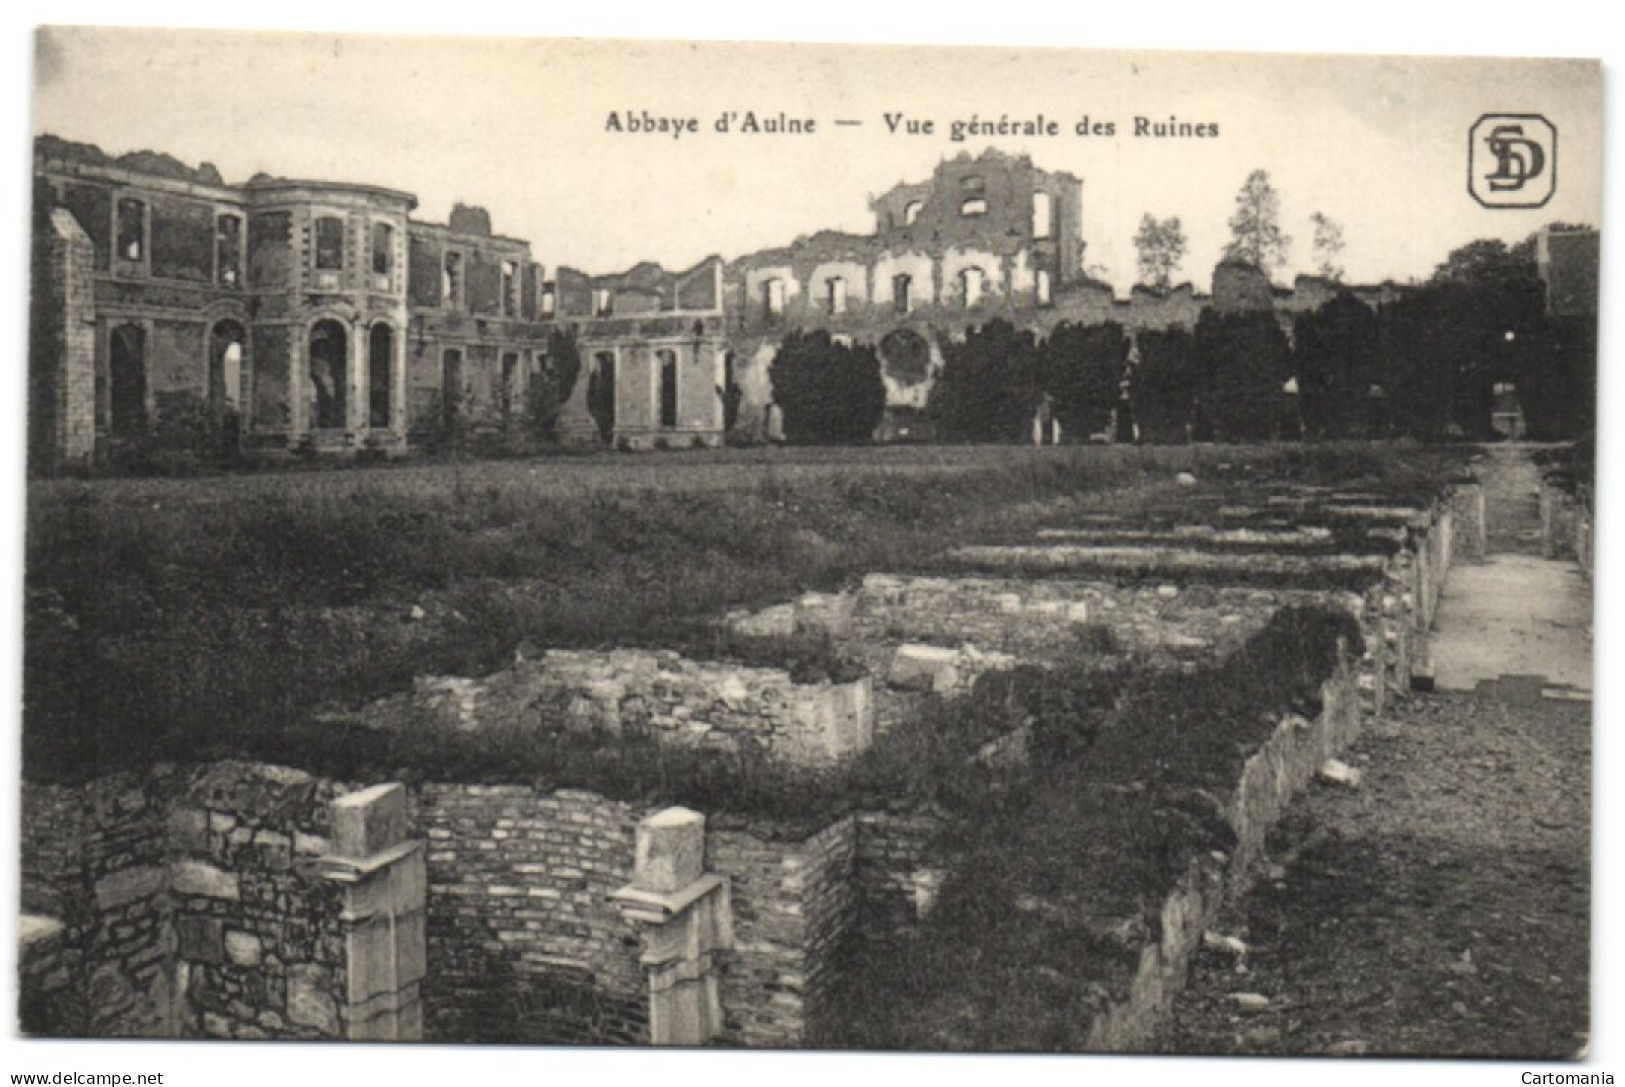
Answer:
30;28;1603;294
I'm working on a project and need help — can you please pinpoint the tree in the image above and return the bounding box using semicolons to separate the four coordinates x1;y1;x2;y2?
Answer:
1041;322;1129;439
1134;214;1187;291
1223;170;1290;271
1130;329;1198;443
1194;308;1292;441
1430;238;1533;286
1310;212;1346;282
528;328;581;442
1293;292;1378;439
768;330;887;444
929;320;1043;442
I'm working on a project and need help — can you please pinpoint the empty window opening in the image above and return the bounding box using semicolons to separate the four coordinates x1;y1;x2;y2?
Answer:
658;349;679;429
540;284;557;318
208;319;247;421
826;277;847;315
314;217;345;272
215;215;243;286
893;274;913;315
116;198;145;262
308;319;348;429
443;252;464;308
959;267;986;306
1033;192;1053;239
903;200;923;226
961;197;988;217
961;175;986;196
588;351;616;441
372;223;394;278
369;323;394;428
593;288;614;317
108;324;146;436
501;351;521;422
762;279;786;320
442;348;464;432
501;261;519;317
1037;269;1053;306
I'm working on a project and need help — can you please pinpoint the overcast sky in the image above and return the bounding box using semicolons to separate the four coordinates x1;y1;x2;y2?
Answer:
33;29;1601;293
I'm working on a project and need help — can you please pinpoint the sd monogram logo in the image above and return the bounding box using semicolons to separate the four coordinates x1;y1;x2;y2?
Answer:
1469;114;1557;208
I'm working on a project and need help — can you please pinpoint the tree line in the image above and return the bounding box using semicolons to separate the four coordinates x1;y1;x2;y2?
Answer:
767;239;1593;445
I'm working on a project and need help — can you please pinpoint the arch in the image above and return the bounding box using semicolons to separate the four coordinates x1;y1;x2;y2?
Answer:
825;277;847;316
879;328;932;389
207;319;248;452
762;278;786;321
108;323;146;436
368;322;395;429
958;266;986;306
308;318;349;430
657;348;679;429
903;200;923;226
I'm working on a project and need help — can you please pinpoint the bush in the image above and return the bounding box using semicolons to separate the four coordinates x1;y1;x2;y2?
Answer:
930;319;1043;442
1130;328;1197;443
1195;309;1292;441
1042;321;1128;440
768;330;887;444
1294;291;1380;440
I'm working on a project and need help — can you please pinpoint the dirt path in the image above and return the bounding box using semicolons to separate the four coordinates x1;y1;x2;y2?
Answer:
1153;444;1592;1059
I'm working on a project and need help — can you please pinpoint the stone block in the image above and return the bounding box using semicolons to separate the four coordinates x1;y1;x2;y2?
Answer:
224;931;261;967
634;808;706;894
93;865;167;911
175;915;224;964
167;809;209;853
287;965;340;1036
331;783;408;859
889;644;960;693
171;860;240;901
794;592;854;639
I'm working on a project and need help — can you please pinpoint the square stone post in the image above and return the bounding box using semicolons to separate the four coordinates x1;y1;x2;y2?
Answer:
612;808;733;1046
306;783;426;1041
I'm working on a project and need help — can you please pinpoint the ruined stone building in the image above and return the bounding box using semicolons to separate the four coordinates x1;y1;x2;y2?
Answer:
724;149;1087;433
28;137;730;472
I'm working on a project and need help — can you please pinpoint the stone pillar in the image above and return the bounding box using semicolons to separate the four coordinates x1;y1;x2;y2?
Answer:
308;784;426;1041
30;209;98;474
612;808;733;1046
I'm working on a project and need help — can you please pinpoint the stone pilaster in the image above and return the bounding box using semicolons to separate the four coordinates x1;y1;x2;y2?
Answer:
307;783;426;1041
612;808;733;1045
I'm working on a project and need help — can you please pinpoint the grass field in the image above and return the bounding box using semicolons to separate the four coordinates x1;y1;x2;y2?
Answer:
24;441;1462;785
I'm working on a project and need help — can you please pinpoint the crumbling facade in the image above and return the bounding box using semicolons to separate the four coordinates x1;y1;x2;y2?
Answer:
28;137;731;471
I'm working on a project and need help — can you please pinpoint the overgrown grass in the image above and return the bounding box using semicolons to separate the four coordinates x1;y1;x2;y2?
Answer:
826;604;1361;1051
25;443;1457;785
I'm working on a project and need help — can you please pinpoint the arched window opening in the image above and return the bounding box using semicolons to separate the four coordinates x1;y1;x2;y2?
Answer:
308;319;349;430
369;324;394;428
658;349;679;429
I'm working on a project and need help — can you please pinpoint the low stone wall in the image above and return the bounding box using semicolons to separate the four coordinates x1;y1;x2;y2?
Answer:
359;648;874;767
1084;656;1362;1049
21;771;174;1037
166;763;351;1040
853;804;951;939
1541;482;1593;575
711;815;858;1047
22;764;424;1042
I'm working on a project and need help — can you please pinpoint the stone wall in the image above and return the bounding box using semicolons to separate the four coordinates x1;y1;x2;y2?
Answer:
28;208;97;473
20;763;421;1042
1085;657;1362;1049
415;784;649;1044
711;815;858;1047
358;648;874;767
1541;481;1593;574
165;763;351;1040
21;771;173;1037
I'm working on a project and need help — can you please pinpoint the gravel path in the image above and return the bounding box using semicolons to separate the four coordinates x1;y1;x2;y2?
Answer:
1153;444;1592;1059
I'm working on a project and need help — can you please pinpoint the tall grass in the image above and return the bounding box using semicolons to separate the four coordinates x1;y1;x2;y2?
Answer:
24;443;1458;784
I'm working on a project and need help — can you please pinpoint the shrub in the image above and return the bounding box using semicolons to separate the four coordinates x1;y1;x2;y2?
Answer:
1042;321;1129;440
930;319;1043;442
1130;328;1197;443
768;330;887;444
1294;291;1380;440
1194;309;1292;441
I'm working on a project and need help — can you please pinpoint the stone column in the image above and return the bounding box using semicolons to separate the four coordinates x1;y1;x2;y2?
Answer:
612;808;733;1046
307;783;426;1041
